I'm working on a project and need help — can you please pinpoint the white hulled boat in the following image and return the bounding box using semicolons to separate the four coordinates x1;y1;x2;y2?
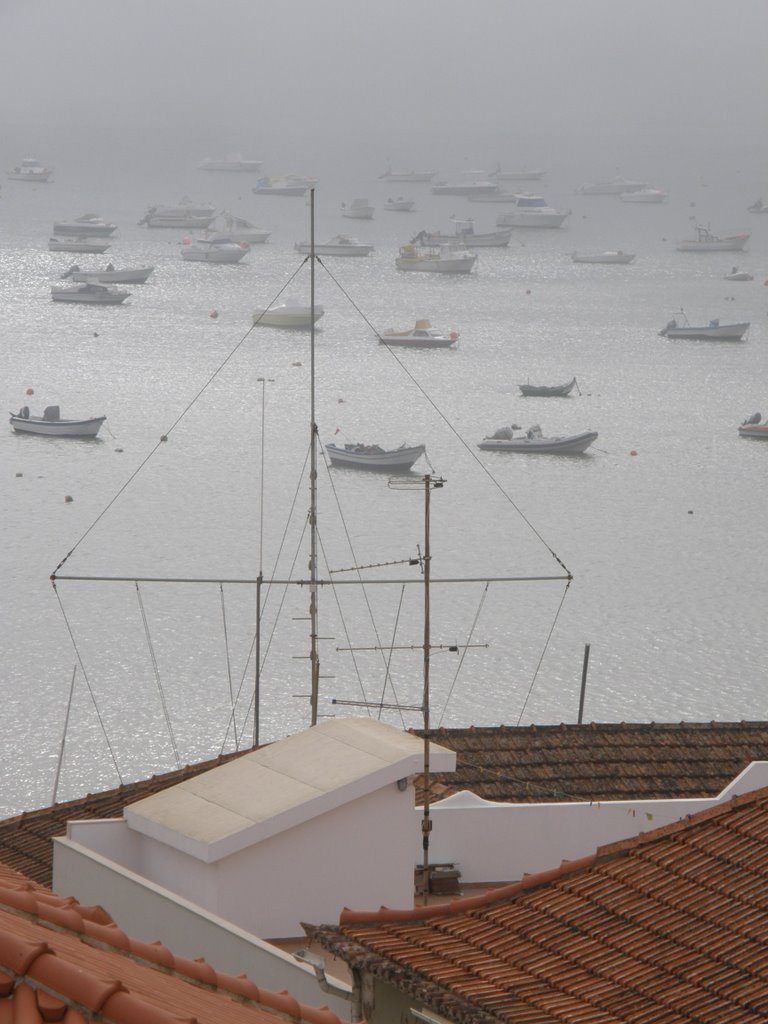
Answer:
479;424;598;454
10;406;105;437
198;155;263;172
395;243;477;273
383;197;416;212
658;316;749;340
619;188;667;203
324;442;426;471
341;198;374;219
252;302;325;329
295;235;374;256
431;179;499;197
676;227;750;252
496;194;570;228
51;282;130;304
61;264;155;284
253;175;314;196
377;319;458;348
52;214;117;237
180;239;249;263
379;166;436;182
49;237;111;254
139;201;217;229
490;167;545;181
414;220;512;248
577;176;647;195
571;251;635;264
7;157;52;182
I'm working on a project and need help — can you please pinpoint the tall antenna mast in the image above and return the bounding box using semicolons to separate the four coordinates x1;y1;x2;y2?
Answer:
309;188;320;726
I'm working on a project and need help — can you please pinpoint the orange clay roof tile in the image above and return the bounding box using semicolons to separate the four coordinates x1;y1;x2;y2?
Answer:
308;784;768;1024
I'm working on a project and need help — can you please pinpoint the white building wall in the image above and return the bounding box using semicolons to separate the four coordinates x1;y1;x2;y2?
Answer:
421;762;768;883
57;780;417;939
53;838;352;1016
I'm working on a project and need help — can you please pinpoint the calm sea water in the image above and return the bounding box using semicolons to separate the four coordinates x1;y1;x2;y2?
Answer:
1;156;767;817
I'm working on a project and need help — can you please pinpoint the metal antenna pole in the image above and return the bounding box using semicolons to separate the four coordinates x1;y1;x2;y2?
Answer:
255;376;272;748
309;188;320;726
421;474;435;903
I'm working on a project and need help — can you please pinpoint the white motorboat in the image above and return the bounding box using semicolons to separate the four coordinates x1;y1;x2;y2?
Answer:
48;237;111;254
395;243;477;273
180;239;248;263
7;157;52;182
51;282;130;304
496;195;570;228
139;201;217;228
324;441;426;471
490;166;546;181
252;302;325;330
383;197;416;212
253;175;312;196
205;213;271;244
619;188;667;203
748;199;768;214
577;176;647;195
414;220;512;248
571;251;635;264
198;155;263;172
60;264;155;284
377;319;459;348
52;214;117;237
295;235;374;256
658;316;749;340
478;424;598;454
676;227;750;252
738;413;768;439
379;166;436;182
341;198;374;220
724;267;754;282
10;406;105;437
431;180;499;197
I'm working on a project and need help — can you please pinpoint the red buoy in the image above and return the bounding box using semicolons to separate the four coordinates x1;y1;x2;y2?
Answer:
209;309;219;319
630;449;638;456
26;387;34;395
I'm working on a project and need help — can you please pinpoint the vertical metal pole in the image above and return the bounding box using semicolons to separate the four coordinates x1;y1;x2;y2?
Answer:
309;189;320;726
578;643;590;724
254;573;261;747
421;474;432;904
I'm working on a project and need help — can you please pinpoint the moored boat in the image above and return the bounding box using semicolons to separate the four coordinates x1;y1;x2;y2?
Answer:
295;235;374;256
571;251;635;264
341;198;374;219
738;413;768;439
577;176;647;195
431;179;499;197
52;214;117;237
383;197;416;212
380;166;436;182
724;267;754;282
747;199;768;214
252;302;325;330
395;243;477;273
518;377;578;397
619;188;667;203
49;237;111;254
676;227;750;252
139;201;217;229
377;319;458;348
7;157;52;182
205;213;271;244
490;166;545;182
324;441;426;471
495;194;570;228
51;282;130;304
180;239;248;263
658;316;749;340
198;155;263;172
478;424;598;454
10;406;105;437
253;175;313;196
60;264;154;284
413;220;512;248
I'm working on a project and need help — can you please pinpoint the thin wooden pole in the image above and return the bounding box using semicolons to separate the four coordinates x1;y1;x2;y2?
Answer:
578;643;590;724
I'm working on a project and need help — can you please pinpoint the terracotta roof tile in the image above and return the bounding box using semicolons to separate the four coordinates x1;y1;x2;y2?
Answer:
0;862;354;1024
310;785;768;1024
414;721;768;803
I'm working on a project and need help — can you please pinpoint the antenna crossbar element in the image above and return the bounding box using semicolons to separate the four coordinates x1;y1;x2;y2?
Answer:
336;642;487;652
331;699;423;711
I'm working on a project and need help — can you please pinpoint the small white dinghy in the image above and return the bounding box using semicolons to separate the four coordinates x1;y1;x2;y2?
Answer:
324;441;426;471
10;405;106;437
478;424;598;454
61;264;154;284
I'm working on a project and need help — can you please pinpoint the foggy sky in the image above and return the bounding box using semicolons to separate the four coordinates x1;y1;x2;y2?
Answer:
1;0;767;178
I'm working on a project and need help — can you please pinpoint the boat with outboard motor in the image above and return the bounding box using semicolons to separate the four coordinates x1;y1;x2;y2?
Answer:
180;239;248;263
49;237;111;254
658;315;749;340
377;319;458;348
139;201;217;229
495;194;570;228
413;220;512;248
7;157;53;182
738;413;768;439
383;197;416;212
478;423;597;454
10;406;106;437
724;268;754;282
252;302;325;330
395;243;477;273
